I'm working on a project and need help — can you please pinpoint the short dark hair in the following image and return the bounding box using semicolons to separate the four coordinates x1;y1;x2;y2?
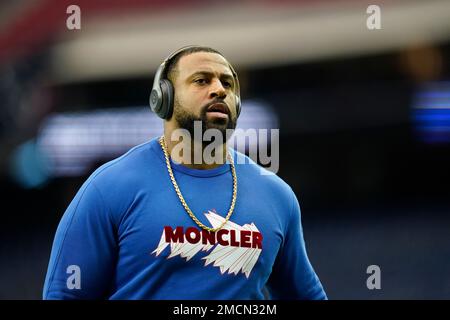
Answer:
165;46;224;83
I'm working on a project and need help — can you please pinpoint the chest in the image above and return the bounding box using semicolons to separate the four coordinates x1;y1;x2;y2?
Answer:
116;184;285;280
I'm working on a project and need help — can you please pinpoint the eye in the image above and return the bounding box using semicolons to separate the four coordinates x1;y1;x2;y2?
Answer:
194;78;207;85
222;81;232;88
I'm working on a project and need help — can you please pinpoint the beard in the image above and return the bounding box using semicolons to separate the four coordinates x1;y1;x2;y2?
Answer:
173;96;237;144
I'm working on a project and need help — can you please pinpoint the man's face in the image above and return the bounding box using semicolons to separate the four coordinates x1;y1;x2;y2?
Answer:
171;52;238;140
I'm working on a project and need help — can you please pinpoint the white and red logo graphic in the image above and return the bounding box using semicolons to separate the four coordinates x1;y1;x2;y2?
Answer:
152;210;263;278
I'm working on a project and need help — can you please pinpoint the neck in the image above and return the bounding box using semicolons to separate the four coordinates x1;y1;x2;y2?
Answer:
163;125;228;170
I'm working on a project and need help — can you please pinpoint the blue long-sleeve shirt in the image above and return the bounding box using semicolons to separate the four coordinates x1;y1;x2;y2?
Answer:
43;137;327;300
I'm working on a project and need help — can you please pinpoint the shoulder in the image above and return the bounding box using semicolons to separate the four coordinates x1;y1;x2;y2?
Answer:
78;139;161;209
88;140;155;187
232;149;295;202
73;139;161;223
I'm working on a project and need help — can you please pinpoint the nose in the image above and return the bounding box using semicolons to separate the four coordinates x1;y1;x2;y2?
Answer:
209;79;227;100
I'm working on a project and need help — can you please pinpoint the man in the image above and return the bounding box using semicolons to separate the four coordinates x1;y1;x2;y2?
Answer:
43;45;327;300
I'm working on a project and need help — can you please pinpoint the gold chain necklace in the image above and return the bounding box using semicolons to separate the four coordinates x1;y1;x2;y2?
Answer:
159;136;237;232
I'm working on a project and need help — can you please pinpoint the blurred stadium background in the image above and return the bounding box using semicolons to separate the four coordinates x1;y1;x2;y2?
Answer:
1;0;450;299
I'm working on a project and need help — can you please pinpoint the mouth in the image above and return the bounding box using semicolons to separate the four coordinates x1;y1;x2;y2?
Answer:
206;102;229;116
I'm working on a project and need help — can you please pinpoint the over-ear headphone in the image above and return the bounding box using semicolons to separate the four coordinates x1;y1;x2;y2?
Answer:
149;45;241;120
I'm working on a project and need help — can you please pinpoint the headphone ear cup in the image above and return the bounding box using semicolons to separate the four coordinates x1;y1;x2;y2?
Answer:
149;89;162;114
236;96;241;118
159;79;174;119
